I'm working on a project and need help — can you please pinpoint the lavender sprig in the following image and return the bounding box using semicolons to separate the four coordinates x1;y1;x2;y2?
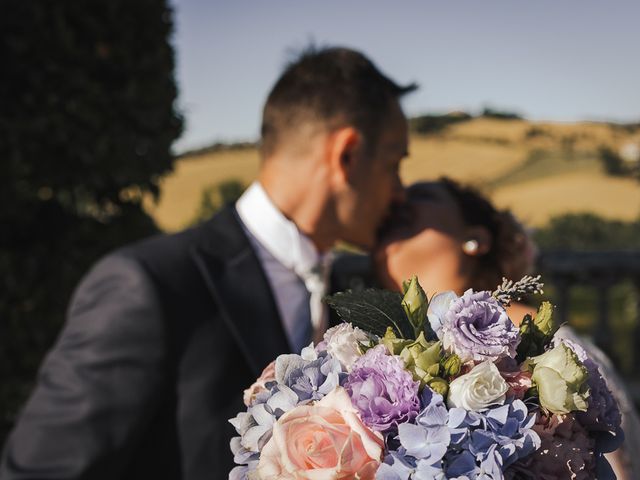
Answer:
493;275;544;307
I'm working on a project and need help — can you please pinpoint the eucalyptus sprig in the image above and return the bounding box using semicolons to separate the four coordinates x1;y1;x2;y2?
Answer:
493;275;544;307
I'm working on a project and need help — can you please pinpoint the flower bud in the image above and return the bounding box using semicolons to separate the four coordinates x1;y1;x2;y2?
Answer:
427;377;449;398
402;275;428;337
441;353;462;378
534;301;555;337
396;333;442;389
381;327;412;355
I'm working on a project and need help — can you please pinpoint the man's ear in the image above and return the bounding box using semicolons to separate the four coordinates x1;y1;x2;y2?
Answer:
328;126;361;184
462;226;492;256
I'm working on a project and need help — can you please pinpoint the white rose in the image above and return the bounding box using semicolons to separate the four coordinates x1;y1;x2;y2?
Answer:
323;323;369;371
447;361;508;410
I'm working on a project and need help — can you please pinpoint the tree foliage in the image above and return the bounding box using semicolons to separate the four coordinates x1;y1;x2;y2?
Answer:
598;146;626;176
409;112;472;135
190;179;246;226
0;0;182;443
534;213;640;251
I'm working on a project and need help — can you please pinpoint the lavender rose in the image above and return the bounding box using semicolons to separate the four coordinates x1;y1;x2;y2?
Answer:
344;345;420;432
441;289;520;363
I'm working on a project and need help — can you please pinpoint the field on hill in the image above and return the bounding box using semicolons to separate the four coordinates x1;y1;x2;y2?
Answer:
144;118;640;232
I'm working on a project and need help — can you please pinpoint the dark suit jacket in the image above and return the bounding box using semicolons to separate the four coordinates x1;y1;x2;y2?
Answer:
0;206;292;480
329;252;377;293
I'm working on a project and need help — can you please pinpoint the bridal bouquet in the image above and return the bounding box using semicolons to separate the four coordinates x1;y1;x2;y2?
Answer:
229;276;623;479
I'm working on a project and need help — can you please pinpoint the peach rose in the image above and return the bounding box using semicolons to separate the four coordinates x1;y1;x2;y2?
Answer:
256;387;384;479
243;361;276;407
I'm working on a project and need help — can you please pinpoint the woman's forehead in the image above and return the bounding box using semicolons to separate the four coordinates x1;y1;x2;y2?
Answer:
404;182;466;232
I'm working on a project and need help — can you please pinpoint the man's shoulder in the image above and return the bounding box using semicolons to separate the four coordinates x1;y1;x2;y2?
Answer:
122;205;242;262
95;206;246;287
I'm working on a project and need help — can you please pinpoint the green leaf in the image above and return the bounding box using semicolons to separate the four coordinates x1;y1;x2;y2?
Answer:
325;289;413;338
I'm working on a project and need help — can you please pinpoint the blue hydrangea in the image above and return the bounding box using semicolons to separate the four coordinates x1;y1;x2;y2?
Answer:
448;400;540;470
228;348;346;478
228;383;297;465
278;348;345;402
376;389;449;479
378;389;540;480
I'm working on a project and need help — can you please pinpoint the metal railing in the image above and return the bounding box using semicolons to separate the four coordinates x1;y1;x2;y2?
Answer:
538;250;640;402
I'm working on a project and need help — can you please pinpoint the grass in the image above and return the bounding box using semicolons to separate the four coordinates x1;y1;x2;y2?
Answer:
401;136;528;185
486;150;602;190
491;171;640;226
144;118;640;232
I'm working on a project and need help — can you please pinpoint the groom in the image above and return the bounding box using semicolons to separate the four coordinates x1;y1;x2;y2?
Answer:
0;47;415;479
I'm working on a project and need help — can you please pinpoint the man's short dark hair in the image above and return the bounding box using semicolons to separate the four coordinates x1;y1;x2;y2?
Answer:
260;47;417;157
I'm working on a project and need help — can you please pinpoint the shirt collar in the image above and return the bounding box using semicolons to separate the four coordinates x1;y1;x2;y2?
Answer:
236;181;322;276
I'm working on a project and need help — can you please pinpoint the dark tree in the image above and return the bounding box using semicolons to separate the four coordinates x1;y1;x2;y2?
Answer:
0;0;183;444
481;107;523;120
534;213;640;251
409;112;472;135
598;146;627;176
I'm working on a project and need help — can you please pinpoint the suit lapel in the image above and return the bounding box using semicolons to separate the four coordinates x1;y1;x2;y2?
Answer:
190;206;290;377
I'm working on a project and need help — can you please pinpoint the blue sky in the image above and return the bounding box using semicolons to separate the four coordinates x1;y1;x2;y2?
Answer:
170;0;640;152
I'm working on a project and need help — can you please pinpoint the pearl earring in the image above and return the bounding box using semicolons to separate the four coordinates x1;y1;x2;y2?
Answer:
462;239;479;255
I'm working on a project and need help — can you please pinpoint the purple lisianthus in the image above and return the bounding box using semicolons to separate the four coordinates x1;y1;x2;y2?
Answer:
344;345;420;432
440;289;520;363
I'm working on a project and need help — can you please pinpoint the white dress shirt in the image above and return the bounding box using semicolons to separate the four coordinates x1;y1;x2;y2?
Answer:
235;182;332;352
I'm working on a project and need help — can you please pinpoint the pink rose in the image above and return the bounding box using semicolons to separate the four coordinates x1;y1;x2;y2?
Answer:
256;387;384;479
500;369;532;400
243;361;276;407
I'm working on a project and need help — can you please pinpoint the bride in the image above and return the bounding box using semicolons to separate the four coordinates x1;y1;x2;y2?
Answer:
368;177;638;479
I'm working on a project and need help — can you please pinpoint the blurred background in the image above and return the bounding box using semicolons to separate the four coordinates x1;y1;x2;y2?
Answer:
1;0;639;446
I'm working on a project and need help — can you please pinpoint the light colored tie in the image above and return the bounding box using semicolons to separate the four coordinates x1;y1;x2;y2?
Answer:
296;252;333;345
235;183;332;350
